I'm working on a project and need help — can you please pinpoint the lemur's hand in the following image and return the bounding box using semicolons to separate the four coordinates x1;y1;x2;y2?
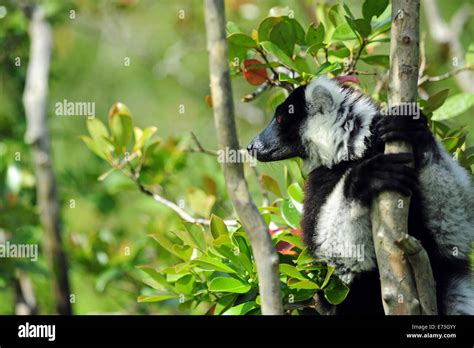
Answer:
344;153;417;205
376;106;430;144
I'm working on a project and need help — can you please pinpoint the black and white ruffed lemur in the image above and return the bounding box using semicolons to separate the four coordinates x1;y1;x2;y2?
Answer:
247;76;474;315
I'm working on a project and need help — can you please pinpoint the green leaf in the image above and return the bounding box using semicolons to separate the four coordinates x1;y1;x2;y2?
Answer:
222;301;257;315
257;16;284;42
360;55;389;68
208;277;252;294
214;294;238;315
321;264;335;289
281;199;300;229
314;61;341;75
324;277;350;305
213;243;254;275
287;183;304;203
288;279;320;290
261;174;282;197
289;18;305;45
306;42;326;56
226;21;243;34
280;264;307;281
134;126;157;152
277;234;305;250
192;256;237;274
137;295;176;303
278;72;299;84
432;93;474;121
227;33;258;48
80;136;108;160
210;214;228;239
305;23;325;46
351;17;371;38
183;222;207;251
108;103;133;154
269;20;295;57
87;118;112;153
332;22;357;41
138;266;177;292
175;274;195;295
149;231;192;260
296;247;313;266
260;41;298;71
363;0;389;20
423;89;450;114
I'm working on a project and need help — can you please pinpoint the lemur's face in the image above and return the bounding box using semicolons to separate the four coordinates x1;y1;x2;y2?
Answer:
247;85;309;162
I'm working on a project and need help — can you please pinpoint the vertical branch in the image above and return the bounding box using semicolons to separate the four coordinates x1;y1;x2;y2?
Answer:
370;0;436;315
204;0;283;315
22;6;72;315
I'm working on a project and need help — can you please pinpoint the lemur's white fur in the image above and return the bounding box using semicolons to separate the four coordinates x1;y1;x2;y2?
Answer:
302;76;378;171
302;76;474;314
312;176;376;285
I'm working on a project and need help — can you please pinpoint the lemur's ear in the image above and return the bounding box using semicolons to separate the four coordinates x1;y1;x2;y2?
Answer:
306;84;335;114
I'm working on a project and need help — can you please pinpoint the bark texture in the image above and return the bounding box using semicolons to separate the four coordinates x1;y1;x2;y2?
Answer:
204;0;283;315
22;6;72;315
371;0;437;315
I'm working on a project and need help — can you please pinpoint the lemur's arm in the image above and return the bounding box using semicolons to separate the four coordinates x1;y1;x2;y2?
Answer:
376;110;474;260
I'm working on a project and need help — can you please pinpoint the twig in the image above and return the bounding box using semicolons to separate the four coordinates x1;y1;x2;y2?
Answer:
242;82;272;102
418;65;474;85
418;32;427;81
189;131;218;155
373;70;389;96
256;47;294;93
345;39;368;75
422;0;473;93
136;182;238;227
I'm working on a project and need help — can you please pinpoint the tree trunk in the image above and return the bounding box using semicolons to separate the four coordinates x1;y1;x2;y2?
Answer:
204;0;283;315
370;0;437;315
22;5;72;315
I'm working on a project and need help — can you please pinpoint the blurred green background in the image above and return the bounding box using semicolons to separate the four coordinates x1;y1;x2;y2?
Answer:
0;0;472;314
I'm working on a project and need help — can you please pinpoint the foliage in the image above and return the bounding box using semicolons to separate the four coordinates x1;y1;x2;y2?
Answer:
82;102;349;314
80;0;474;315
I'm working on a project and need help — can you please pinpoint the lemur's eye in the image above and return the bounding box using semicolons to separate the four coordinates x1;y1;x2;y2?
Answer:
276;115;283;124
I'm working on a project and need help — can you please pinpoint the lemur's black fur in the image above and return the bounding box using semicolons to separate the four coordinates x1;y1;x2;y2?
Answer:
248;76;474;315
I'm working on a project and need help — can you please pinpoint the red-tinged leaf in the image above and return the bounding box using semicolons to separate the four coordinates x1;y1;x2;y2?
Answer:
276;240;297;255
205;95;213;108
290;229;302;236
269;227;287;236
333;75;359;85
243;59;269;86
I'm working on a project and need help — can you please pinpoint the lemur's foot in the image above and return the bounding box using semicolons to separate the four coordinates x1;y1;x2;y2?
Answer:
344;153;417;204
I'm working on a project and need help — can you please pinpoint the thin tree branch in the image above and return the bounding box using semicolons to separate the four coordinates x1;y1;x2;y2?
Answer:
136;182;237;227
422;0;474;92
22;5;72;315
418;65;474;85
204;0;283;315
